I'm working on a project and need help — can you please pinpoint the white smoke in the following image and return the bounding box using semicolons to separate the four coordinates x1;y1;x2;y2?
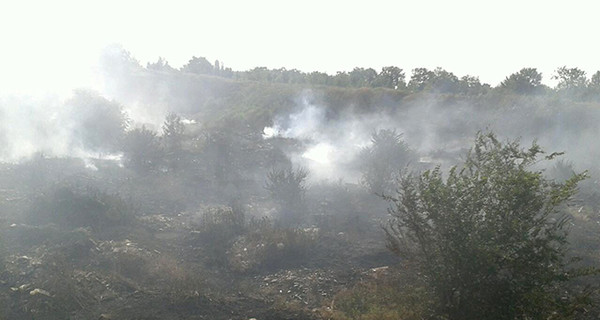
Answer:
0;93;124;168
262;95;396;182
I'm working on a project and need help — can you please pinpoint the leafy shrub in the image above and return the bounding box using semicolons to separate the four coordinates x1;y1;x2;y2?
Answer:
122;125;164;172
358;129;417;195
265;166;309;225
384;132;591;319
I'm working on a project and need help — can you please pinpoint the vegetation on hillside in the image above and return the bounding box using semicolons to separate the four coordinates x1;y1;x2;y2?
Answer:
0;48;599;318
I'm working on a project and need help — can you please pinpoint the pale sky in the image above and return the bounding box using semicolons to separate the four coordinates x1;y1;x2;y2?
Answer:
0;0;598;94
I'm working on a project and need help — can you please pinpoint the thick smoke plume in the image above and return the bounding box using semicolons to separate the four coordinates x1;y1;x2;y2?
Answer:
263;92;600;184
263;94;400;182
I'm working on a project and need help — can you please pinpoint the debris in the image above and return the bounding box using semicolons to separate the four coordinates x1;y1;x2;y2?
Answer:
30;288;51;296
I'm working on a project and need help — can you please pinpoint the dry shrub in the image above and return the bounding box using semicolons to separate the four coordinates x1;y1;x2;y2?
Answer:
192;205;245;266
27;185;135;232
147;254;205;302
318;265;432;320
228;217;317;273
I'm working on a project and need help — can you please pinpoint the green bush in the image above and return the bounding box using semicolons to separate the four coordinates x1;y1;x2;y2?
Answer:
384;132;591;319
358;129;417;195
265;167;309;225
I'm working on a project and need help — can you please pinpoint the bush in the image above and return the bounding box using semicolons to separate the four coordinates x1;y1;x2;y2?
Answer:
265;167;309;225
384;132;591;319
192;205;245;266
228;217;316;273
319;264;431;320
28;186;135;232
358;129;417;195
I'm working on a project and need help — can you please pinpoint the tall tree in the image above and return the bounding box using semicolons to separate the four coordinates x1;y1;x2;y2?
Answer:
373;66;405;89
349;67;378;87
408;68;435;92
162;112;185;153
553;66;588;91
359;129;417;195
181;56;214;75
430;67;460;93
500;68;544;94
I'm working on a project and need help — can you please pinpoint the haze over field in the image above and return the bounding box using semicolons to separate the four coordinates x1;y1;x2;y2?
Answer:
1;2;600;319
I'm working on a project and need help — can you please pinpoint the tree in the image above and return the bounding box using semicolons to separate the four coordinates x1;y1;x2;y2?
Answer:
589;71;600;90
66;90;129;153
122;126;163;172
308;71;331;86
588;71;600;99
553;66;588;100
147;57;175;72
408;67;461;93
500;68;544;94
332;71;351;87
349;67;378;87
459;75;490;95
162;112;185;153
430;67;460;93
553;66;588;91
359;129;417;195
373;66;406;89
408;68;435;92
181;56;214;75
384;132;588;320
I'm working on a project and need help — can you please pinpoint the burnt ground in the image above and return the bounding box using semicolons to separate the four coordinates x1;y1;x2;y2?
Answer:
0;208;401;320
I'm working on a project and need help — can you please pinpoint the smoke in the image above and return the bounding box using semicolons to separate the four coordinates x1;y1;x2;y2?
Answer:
0;92;126;167
263;94;399;182
262;90;600;185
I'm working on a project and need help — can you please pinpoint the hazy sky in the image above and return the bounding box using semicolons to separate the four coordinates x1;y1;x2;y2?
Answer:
1;0;598;94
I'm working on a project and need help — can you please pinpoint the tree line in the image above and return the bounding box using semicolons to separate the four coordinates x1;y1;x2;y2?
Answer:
144;54;600;99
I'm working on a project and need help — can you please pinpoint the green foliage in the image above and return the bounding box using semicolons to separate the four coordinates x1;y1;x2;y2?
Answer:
122;126;164;172
500;68;545;94
181;56;215;75
372;66;406;89
553;66;588;91
553;66;588;100
265;166;309;225
349;67;378;87
408;67;436;92
384;132;589;320
321;265;432;320
162;112;185;153
407;67;478;94
459;75;490;95
589;71;600;89
192;206;314;272
359;129;417;195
